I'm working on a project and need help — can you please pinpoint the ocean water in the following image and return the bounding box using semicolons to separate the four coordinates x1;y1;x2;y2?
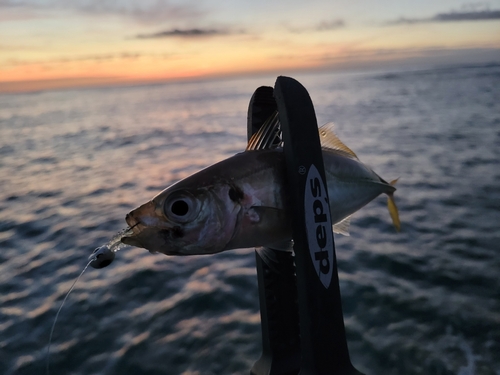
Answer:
1;64;499;375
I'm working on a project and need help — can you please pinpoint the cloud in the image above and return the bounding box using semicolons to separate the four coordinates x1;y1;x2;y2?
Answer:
388;8;500;25
315;19;345;31
1;52;172;67
0;0;21;7
0;0;205;24
433;9;500;21
74;0;204;24
289;19;345;33
135;28;229;39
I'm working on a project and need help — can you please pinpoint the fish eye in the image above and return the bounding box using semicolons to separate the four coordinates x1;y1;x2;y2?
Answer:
164;191;200;223
171;199;189;216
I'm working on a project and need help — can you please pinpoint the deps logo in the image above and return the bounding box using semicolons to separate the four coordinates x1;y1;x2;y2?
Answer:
304;164;334;289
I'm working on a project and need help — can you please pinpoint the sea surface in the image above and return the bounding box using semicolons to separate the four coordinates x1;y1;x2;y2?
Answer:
1;64;499;375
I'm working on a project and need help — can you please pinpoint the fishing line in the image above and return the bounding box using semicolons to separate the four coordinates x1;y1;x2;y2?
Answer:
46;258;94;375
46;228;132;373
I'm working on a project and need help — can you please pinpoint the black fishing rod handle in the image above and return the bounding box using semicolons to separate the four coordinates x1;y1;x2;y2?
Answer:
275;76;364;375
248;85;301;375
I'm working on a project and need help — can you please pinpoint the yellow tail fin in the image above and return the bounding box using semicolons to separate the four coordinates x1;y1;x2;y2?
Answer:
388;179;401;232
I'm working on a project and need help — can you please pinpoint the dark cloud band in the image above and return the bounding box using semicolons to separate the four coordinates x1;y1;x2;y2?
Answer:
388;9;500;25
434;10;500;21
135;28;227;39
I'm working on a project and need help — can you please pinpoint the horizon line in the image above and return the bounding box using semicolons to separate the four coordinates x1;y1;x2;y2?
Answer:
1;59;499;95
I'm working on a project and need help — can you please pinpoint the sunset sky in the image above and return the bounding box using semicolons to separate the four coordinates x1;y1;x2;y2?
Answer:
1;0;499;92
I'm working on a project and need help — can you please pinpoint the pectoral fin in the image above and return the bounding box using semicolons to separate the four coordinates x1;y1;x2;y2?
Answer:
224;206;292;251
250;206;290;228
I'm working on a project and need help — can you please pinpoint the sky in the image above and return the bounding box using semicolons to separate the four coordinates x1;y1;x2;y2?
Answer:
1;0;499;92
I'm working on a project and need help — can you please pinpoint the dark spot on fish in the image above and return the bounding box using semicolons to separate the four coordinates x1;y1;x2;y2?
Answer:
159;229;171;240
172;226;184;238
229;185;244;202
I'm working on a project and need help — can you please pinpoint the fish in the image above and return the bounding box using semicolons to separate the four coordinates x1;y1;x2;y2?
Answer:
120;121;400;256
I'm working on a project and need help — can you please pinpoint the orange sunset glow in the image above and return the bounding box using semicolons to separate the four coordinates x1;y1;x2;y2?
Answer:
1;0;499;93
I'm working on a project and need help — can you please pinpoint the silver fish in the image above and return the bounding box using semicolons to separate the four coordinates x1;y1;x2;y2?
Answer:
121;123;400;255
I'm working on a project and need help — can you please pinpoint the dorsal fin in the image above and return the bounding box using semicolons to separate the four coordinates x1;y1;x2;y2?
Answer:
246;117;357;159
319;122;359;160
246;111;282;151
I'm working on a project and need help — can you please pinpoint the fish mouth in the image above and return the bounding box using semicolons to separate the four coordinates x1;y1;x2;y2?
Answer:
120;216;144;248
120;201;156;249
120;200;173;253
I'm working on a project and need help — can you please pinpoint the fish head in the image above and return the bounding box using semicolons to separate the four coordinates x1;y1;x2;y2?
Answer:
121;185;240;255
